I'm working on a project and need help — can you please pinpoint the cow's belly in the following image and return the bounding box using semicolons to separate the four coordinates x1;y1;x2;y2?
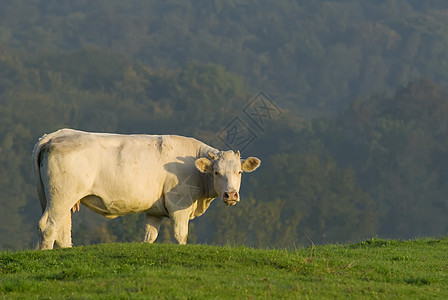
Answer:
83;151;166;217
80;193;161;218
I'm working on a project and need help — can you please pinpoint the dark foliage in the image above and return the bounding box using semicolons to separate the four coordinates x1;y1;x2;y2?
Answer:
1;1;447;249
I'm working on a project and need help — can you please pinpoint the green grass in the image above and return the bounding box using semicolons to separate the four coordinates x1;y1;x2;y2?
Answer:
1;238;448;299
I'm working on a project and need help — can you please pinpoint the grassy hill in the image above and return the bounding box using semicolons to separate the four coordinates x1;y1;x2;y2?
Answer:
1;238;447;299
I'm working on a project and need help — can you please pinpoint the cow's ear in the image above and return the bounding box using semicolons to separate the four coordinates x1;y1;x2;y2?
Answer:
195;157;213;173
241;157;261;172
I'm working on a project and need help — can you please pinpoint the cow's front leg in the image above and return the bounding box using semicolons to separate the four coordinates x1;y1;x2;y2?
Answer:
144;215;163;243
170;209;190;244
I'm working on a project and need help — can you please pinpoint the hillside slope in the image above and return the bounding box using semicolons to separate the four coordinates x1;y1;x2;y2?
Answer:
1;238;447;298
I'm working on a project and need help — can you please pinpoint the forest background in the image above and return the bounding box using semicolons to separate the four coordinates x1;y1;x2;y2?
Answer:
1;0;448;250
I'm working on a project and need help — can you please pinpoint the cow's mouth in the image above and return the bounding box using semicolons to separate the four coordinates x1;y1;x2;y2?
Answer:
224;200;238;206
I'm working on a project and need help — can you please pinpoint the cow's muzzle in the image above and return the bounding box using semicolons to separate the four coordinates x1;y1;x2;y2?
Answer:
223;191;239;206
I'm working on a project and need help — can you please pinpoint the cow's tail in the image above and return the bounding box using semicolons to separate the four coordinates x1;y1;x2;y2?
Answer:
32;133;53;213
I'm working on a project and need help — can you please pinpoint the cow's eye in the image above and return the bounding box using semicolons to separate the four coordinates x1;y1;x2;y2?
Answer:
214;171;219;175
238;171;242;175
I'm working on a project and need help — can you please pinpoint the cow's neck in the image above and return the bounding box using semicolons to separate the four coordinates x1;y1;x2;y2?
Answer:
197;144;219;199
203;173;218;199
192;174;218;218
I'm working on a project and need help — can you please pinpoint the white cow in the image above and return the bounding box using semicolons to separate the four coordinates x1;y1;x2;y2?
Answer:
33;129;260;249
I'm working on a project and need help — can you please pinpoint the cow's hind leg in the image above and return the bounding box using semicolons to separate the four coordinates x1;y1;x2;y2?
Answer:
144;215;163;243
37;210;60;250
55;213;73;248
37;205;72;250
36;210;49;250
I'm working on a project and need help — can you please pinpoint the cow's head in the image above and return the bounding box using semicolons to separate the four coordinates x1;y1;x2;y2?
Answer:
195;150;261;206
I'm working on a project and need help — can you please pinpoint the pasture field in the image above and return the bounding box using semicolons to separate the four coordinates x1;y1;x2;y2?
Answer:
1;238;447;299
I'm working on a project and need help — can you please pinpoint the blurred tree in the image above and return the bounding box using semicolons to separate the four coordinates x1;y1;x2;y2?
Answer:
2;0;448;248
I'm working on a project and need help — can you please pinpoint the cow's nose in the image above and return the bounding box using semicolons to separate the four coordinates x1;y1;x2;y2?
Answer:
223;191;238;201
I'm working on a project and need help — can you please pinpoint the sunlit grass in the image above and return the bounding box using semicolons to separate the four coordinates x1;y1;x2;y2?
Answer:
1;238;447;299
